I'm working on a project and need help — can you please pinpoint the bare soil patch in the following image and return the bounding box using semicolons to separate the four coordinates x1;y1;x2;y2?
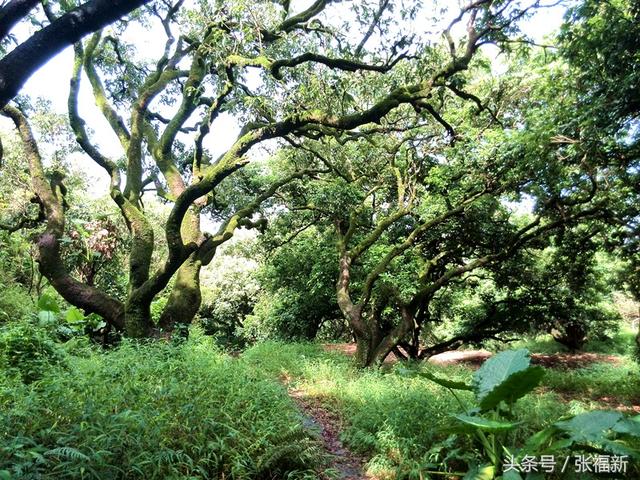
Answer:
322;343;622;369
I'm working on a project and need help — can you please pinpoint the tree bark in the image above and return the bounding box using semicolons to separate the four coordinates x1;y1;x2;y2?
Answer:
0;0;40;42
0;0;151;107
158;253;202;330
158;209;204;331
1;105;125;329
124;297;152;337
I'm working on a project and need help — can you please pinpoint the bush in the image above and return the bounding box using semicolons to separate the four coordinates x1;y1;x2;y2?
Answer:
0;322;66;383
198;255;260;349
0;284;33;324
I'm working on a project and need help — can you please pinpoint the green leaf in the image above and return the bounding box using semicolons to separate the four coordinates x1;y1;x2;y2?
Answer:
521;426;557;454
481;367;544;411
473;349;544;410
94;320;107;330
554;410;623;442
65;307;85;324
500;470;522;480
453;414;521;433
546;438;573;451
596;439;640;459
500;471;522;480
612;417;640;438
38;310;57;324
37;293;60;313
464;464;495;480
524;474;544;480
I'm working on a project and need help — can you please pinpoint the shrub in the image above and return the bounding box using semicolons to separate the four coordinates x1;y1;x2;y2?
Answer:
0;322;66;383
404;349;640;478
0;284;33;324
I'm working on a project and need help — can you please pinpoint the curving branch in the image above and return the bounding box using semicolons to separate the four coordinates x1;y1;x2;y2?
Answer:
0;0;39;42
354;0;391;56
278;0;335;32
82;32;132;149
0;0;153;107
197;168;322;265
271;52;407;80
1;104;125;328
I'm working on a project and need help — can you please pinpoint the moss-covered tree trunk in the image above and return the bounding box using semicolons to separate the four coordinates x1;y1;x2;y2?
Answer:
124;299;153;337
345;304;414;368
2;105;126;329
158;210;204;331
158;253;202;331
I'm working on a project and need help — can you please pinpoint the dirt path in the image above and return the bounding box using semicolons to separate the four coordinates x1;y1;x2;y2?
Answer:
288;387;371;480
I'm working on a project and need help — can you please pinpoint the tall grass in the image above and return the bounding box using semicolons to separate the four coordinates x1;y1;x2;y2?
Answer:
0;332;322;479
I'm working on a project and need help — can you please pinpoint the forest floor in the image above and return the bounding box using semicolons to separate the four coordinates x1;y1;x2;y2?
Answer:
261;339;640;478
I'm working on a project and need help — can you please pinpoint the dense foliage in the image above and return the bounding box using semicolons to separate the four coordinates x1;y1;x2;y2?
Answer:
0;331;323;479
1;0;640;478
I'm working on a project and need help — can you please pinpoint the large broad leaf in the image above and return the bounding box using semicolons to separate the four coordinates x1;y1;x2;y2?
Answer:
520;426;557;454
473;349;544;411
453;414;521;433
37;293;60;313
555;411;640;459
464;464;495;480
500;471;522;480
612;416;640;438
65;307;85;324
480;367;544;411
554;410;623;443
524;474;544;480
597;439;640;459
38;310;57;324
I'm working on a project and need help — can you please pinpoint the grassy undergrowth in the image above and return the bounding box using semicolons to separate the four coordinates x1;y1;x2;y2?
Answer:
0;331;323;479
243;342;639;479
515;329;640;408
508;326;638;356
2;332;638;479
543;359;640;406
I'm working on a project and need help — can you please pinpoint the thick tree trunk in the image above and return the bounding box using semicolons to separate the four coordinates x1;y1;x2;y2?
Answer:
355;334;376;367
123;299;152;337
350;307;415;368
158;253;202;330
158;209;204;332
550;321;587;351
2;105;126;329
336;249;416;367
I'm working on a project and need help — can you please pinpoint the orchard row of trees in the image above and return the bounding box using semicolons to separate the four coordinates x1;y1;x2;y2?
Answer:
0;0;638;366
